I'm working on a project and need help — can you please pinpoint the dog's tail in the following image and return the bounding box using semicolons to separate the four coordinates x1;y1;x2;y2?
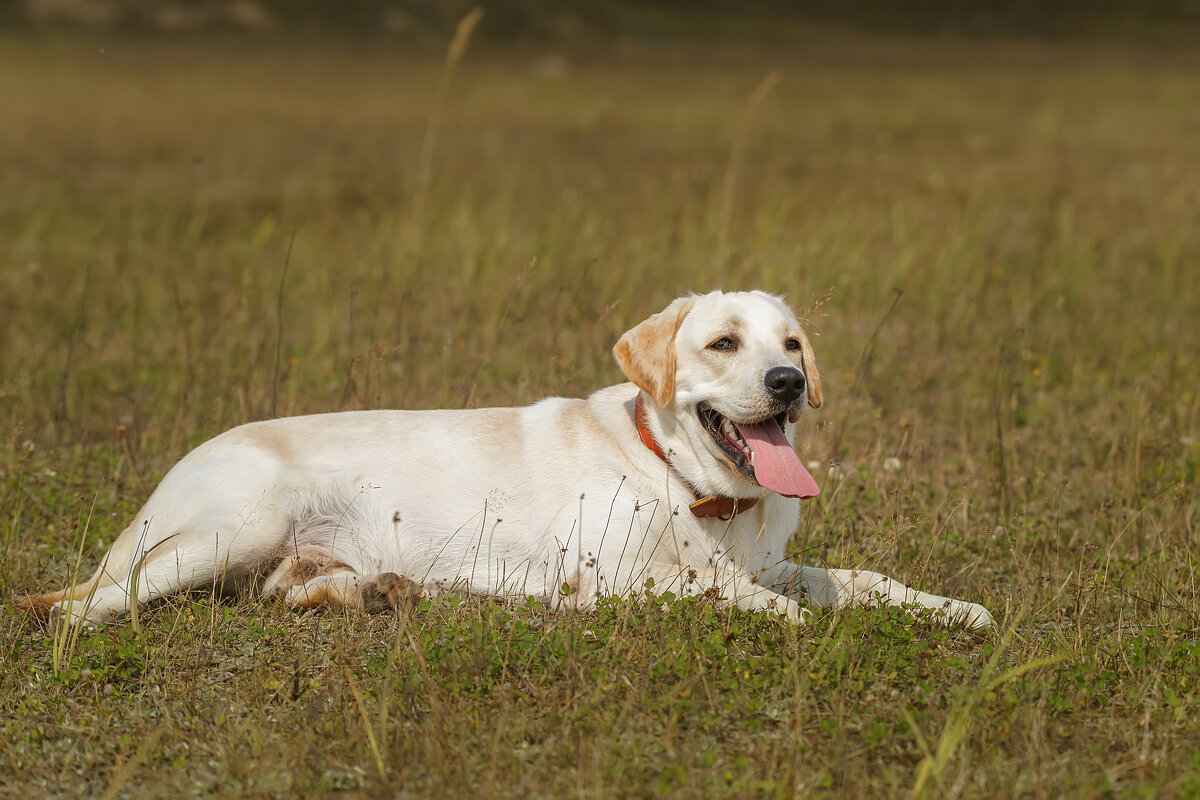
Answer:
13;581;99;619
13;517;143;619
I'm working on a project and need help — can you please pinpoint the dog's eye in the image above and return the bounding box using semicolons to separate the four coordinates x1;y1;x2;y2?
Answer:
785;338;802;351
708;337;737;352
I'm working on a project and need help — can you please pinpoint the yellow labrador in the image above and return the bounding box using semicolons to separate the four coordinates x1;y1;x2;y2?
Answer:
20;291;992;629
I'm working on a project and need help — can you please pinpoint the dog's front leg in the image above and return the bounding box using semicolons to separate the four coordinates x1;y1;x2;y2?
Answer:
631;563;809;622
756;562;994;630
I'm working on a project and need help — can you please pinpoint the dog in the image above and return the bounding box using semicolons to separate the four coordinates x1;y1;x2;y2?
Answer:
19;290;993;629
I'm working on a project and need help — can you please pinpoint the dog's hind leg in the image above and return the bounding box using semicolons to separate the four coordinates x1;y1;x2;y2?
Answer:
50;513;288;626
14;516;143;619
23;436;300;626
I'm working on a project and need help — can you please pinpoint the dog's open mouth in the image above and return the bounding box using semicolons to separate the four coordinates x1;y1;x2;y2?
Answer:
698;403;820;499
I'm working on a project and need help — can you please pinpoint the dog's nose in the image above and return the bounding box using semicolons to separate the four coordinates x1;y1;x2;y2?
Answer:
764;366;806;403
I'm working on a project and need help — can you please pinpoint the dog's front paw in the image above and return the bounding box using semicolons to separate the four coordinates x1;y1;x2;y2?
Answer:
767;596;811;624
945;599;994;631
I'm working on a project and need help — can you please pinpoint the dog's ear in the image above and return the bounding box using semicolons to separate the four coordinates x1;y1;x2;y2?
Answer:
799;331;822;409
613;296;695;409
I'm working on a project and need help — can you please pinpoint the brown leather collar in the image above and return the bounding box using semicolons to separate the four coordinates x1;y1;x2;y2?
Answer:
634;392;760;519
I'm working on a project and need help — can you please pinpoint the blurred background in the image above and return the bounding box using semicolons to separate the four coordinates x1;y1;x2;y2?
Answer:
3;3;1200;795
10;0;1200;39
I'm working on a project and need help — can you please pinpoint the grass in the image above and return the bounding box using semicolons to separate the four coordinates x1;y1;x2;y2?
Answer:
1;32;1199;798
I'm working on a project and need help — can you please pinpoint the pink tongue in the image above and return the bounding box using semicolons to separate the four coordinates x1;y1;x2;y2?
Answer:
732;420;821;499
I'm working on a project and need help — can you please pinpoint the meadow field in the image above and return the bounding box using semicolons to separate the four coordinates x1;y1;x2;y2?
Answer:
1;33;1198;798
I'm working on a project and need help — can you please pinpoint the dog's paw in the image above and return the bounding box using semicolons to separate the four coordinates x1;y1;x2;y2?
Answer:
945;599;994;631
48;599;114;629
788;602;813;624
766;596;811;624
360;572;423;613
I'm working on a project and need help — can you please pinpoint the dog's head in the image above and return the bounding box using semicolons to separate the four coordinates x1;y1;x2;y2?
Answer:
614;290;822;500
